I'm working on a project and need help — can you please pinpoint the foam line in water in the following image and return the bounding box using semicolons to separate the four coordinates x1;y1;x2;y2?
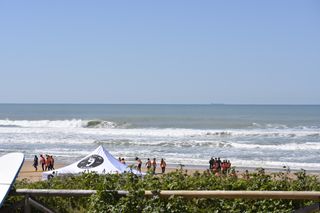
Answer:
0;125;319;140
231;142;320;151
0;119;121;129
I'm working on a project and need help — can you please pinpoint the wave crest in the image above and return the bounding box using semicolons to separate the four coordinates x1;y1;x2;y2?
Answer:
0;119;125;129
86;120;117;128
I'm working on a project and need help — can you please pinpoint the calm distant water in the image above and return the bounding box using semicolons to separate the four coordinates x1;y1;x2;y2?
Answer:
0;104;319;170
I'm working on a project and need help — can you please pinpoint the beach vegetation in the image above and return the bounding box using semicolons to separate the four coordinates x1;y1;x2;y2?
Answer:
4;168;320;212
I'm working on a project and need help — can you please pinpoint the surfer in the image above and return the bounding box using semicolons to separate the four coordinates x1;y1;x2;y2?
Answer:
33;155;38;171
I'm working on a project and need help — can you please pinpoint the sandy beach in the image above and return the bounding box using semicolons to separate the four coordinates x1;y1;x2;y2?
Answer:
17;160;320;183
17;160;210;182
17;160;65;182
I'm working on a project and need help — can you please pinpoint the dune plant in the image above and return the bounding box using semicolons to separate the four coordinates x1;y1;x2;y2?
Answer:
3;169;319;212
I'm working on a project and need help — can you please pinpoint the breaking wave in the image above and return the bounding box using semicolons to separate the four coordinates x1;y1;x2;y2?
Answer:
0;119;319;140
0;119;128;129
94;139;233;148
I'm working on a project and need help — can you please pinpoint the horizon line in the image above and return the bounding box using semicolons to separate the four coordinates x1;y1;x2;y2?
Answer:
0;102;319;106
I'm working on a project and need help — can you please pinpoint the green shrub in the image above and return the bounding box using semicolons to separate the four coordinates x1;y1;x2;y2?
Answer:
3;169;319;212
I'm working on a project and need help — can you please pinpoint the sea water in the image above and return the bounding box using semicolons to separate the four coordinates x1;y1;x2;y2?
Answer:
0;104;319;170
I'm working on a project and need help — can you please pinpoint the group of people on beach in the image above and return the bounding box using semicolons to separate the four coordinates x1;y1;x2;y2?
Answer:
33;154;55;172
144;158;167;174
118;157;167;174
209;157;233;176
32;153;231;177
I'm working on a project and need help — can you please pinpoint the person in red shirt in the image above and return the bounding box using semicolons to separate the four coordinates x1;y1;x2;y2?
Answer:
46;155;51;171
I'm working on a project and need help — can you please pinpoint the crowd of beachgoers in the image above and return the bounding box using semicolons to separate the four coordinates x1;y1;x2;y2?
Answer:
32;154;55;172
31;151;238;179
118;157;167;174
209;157;235;176
31;153;233;177
117;156;236;176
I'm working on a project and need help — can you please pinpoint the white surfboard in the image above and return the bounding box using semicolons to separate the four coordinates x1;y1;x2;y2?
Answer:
0;152;24;207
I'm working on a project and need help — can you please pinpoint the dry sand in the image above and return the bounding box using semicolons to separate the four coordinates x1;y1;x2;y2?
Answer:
17;160;206;182
17;160;65;182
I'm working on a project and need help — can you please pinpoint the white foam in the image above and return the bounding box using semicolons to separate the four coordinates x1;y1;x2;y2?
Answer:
0;119;319;138
0;122;319;150
0;119;85;128
0;119;319;170
0;119;119;129
231;142;320;151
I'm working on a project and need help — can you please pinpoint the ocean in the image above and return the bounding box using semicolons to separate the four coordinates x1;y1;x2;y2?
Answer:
0;104;319;170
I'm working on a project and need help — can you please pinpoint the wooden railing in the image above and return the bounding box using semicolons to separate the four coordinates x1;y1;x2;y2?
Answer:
13;189;320;200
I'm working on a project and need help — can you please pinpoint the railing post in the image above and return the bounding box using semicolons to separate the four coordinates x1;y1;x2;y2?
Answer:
28;197;55;213
24;195;31;213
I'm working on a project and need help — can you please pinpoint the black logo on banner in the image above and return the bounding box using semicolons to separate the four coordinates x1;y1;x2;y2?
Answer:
77;155;104;169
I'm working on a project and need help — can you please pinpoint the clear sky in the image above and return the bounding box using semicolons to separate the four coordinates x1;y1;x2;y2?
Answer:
0;1;319;104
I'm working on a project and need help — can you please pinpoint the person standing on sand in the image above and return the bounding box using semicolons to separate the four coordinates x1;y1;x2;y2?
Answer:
217;157;222;172
40;154;46;171
151;158;157;174
47;155;53;170
209;157;214;170
33;155;38;171
51;155;55;170
46;155;51;171
136;157;142;173
145;158;151;171
160;158;166;174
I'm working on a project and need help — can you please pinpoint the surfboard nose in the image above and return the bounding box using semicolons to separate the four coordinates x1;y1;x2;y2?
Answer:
0;152;25;207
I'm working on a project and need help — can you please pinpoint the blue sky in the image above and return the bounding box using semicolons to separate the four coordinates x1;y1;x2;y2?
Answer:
0;1;319;104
